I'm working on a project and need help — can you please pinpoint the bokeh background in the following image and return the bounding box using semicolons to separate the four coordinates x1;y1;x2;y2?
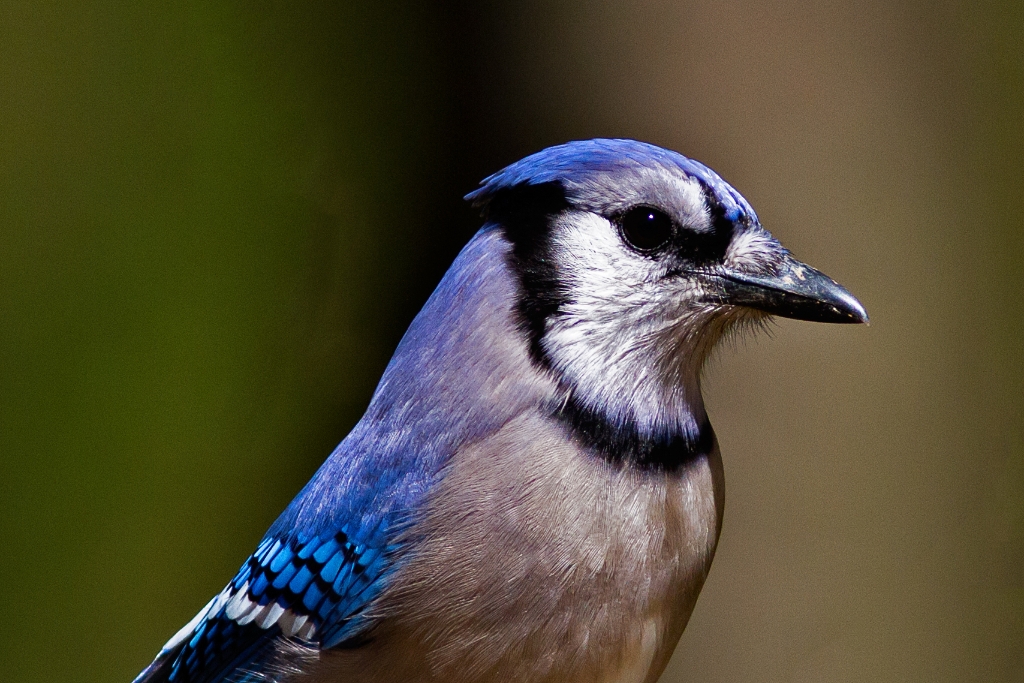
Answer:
2;1;1022;681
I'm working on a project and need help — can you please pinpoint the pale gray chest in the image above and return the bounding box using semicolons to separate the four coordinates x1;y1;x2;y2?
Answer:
316;411;724;683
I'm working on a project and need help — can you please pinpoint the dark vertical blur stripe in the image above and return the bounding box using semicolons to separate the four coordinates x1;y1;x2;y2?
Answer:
0;2;458;680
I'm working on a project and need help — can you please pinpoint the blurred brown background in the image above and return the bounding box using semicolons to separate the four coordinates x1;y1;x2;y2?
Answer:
1;1;1021;681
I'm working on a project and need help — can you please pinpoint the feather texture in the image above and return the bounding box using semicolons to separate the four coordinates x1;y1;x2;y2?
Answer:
135;139;865;683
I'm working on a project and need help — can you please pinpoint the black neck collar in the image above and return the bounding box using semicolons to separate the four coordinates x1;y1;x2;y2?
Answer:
551;390;715;472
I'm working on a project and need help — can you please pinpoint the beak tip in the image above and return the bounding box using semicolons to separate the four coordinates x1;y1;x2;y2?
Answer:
844;296;870;325
840;289;870;325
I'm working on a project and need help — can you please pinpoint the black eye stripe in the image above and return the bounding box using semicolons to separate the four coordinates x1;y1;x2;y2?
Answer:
616;200;734;265
696;185;737;257
691;192;736;264
675;226;732;265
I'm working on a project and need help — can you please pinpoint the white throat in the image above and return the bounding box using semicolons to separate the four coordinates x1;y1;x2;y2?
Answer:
540;211;727;438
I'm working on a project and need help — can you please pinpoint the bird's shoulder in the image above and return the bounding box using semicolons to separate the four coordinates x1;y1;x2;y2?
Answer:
135;414;514;683
135;228;556;683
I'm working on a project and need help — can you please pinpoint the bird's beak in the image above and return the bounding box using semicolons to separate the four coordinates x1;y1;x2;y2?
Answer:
710;253;869;324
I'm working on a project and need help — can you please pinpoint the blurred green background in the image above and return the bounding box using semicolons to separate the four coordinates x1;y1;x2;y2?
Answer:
1;1;1021;681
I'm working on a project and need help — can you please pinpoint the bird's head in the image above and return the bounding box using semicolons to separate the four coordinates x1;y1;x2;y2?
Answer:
467;139;867;438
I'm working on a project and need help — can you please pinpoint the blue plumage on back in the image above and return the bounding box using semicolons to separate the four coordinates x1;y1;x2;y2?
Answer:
135;229;538;682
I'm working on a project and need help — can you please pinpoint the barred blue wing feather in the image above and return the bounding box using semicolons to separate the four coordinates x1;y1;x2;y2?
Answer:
133;523;397;683
134;230;531;683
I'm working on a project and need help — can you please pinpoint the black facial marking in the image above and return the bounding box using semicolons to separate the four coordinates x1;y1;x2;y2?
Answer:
484;181;571;367
553;392;715;472
674;185;735;266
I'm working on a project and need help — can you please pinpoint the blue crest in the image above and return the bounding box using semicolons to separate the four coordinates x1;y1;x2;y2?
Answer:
465;138;757;223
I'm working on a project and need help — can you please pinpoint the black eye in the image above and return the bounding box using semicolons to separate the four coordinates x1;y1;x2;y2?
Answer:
619;206;673;253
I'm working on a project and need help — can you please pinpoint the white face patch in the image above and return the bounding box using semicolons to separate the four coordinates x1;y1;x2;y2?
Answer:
541;211;727;437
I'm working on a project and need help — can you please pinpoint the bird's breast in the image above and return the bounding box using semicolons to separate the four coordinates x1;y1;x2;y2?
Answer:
317;409;724;683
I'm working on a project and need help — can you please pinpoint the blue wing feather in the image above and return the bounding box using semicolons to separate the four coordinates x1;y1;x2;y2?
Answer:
137;228;533;682
158;526;393;682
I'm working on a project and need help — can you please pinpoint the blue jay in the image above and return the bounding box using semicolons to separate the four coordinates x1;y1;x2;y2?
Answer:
134;139;867;683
